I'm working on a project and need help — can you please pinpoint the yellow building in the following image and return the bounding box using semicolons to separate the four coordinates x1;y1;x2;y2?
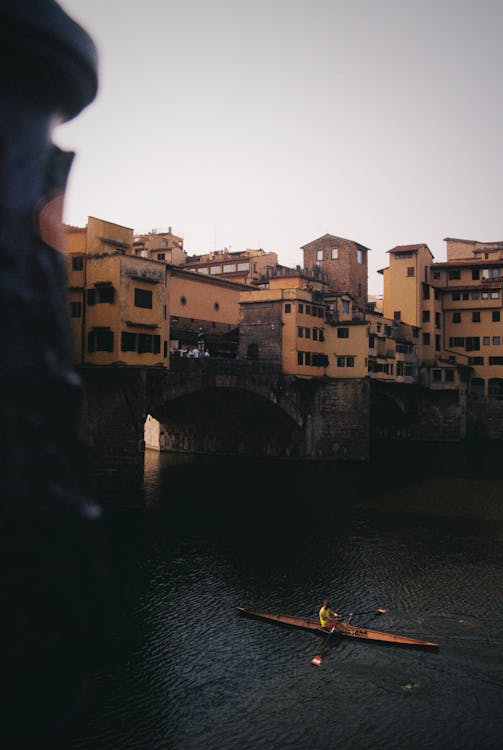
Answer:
64;217;169;366
169;267;249;357
239;269;330;375
432;238;503;396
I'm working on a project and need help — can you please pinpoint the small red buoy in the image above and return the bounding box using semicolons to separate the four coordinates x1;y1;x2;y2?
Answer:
311;655;322;666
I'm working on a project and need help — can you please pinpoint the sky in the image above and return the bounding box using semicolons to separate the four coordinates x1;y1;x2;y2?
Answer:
56;0;503;294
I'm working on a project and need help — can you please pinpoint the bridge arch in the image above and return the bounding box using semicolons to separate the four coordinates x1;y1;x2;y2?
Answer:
146;358;305;457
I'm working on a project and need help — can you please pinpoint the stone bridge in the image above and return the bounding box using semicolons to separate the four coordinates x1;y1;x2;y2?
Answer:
369;379;467;442
80;358;369;497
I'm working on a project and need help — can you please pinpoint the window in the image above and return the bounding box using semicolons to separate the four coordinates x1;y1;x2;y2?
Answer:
423;284;430;300
466;337;480;351
433;271;441;279
492;268;500;278
357;249;364;264
482;292;489;300
305;352;312;366
87;289;96;305
337;327;349;338
469;357;484;366
284;303;291;313
483;336;490;346
313;328;318;341
462;292;469;300
297;327;304;338
197;267;209;274
210;265;221;275
452;312;461;323
88;329;114;353
346;356;355;367
394;311;401;321
472;292;480;300
297;352;303;365
422;310;430;323
223;264;236;273
337;356;345;367
435;335;441;351
312;353;329;367
491;291;500;299
237;262;250;272
137;333;161;354
448;269;461;280
449;337;465;347
452;292;460;301
489;357;503;365
70;301;82;318
298;303;304;313
482;268;490;279
407;267;415;277
316;249;323;261
493;337;501;346
331;247;338;259
432;369;442;383
472;269;480;280
445;369;455;383
180;296;186;306
472;311;481;323
72;255;84;271
435;313;441;329
305;328;311;339
369;334;375;348
135;288;153;308
97;286;114;303
121;332;136;352
214;302;220;311
342;300;350;314
157;253;165;261
493;311;500;321
306;305;311;315
397;362;404;376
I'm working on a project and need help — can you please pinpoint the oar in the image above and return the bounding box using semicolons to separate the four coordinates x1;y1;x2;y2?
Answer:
311;625;338;667
311;613;352;667
350;607;387;618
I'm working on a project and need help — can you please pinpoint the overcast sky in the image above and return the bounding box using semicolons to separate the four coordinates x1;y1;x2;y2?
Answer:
56;0;503;294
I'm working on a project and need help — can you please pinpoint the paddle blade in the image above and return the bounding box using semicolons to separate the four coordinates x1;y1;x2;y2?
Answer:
311;655;323;667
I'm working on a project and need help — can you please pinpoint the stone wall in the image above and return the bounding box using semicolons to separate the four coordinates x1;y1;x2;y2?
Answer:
238;300;283;363
370;382;467;441
300;377;369;460
81;366;147;504
468;397;503;439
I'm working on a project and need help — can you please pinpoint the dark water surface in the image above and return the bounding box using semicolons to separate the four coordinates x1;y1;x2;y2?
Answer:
70;442;503;750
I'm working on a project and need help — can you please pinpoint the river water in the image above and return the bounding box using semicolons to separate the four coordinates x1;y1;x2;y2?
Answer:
69;441;503;750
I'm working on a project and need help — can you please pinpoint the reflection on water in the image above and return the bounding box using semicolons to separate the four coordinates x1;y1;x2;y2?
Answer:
70;441;503;750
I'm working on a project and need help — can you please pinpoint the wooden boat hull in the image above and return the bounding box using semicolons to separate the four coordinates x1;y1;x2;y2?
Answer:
238;607;439;648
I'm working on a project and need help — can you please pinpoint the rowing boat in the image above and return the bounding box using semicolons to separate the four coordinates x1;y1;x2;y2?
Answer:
238;607;439;648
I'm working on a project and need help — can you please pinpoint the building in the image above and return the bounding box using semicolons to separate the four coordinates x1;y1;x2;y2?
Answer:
64;217;169;367
183;248;279;286
301;233;371;313
131;227;185;265
432;238;503;397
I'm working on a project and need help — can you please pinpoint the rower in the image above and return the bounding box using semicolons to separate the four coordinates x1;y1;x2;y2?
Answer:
319;600;340;629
